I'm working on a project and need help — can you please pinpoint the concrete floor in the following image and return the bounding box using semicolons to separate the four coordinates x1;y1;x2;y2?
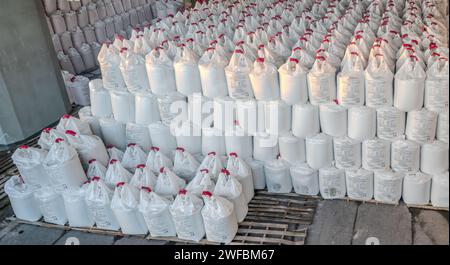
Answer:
0;200;447;245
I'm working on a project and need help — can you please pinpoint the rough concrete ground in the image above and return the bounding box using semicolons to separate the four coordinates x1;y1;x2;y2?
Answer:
0;201;448;245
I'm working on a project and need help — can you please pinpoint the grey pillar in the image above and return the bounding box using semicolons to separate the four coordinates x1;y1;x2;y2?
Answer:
0;0;71;146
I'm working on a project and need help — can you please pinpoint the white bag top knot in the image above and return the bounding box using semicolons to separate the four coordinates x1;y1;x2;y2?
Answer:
38;127;68;150
155;167;186;196
130;164;157;190
12;145;48;168
111;182;140;211
43;138;77;166
56;114;92;135
122;143;148;170
138;187;172;215
106;145;124;162
170;189;204;216
4;175;34;199
186;169;216;197
226;153;251;178
201;192;234;220
87;159;107;180
198;152;223;180
213;168;243;199
105;159;132;187
84;177;114;204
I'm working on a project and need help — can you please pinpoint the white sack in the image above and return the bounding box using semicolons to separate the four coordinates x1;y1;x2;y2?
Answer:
421;141;449;175
214;169;248;222
4;176;42;222
12;146;50;190
186;170;215;197
333;136;361;170
402;172;432;205
198;48;229;99
122;144;148;172
437;110;449;143
405;108;437;144
319;101;347;137
290;163;319;196
348;106;376;141
87;159;107;180
89;79;113;118
148;122;177;157
292;103;319;138
110;90;136;123
155;167;186;198
145;48;177;96
307;57;336;105
173;148;200;182
227;154;254;203
345;168;374;201
65;130;109;169
394;59;426;112
135;91;160;125
173;46;202;96
279;57;308;105
34;187;67;225
376;107;406;141
250;58;280;101
279;133;305;165
145;147;173;174
62;187;95;228
105;159;132;187
99;118;127;150
139;189;177;237
305;133;333;170
264;158;292;194
374;170;404;204
202;127;226;157
319;166;346;199
225;50;254;100
431;172;449;208
198;152;223;181
85;178;120;230
78;107;103;138
362;138;391;171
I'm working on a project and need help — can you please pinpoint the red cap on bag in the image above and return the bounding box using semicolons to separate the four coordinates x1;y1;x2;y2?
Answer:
234;49;243;54
55;138;64;143
221;168;230;175
289;58;299;64
127;143;136;147
116;182;125;187
141;186;152;193
202;191;212;197
136;164;145;169
229;152;238;157
151;146;160;151
256;57;265;63
200;169;209;173
92;176;101;181
178;189;187;195
207;152;216;156
88;159;96;164
65;130;77;136
109;159;118;164
62;114;71;119
160;167;165;173
19;145;29;149
43;128;52;133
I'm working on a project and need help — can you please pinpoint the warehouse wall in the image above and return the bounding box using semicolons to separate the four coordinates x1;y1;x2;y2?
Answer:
0;0;71;145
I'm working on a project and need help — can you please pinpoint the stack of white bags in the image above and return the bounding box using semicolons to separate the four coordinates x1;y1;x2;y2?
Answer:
5;0;449;243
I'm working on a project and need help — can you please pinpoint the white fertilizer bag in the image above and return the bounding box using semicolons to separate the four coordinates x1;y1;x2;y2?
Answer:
66;75;91;106
173;46;202;97
225;127;253;159
290;163;319;196
305;133;333;170
34;187;67;225
333;137;361;170
5;176;42;222
213;96;237;132
253;132;279;163
391;139;420;174
337;52;365;107
155;167;186;198
38;128;67;150
126;122;152;151
198;152;223;181
122;144;148;173
425;59;449;113
319;101;348;137
65;130;109;169
345;169;374;201
119;50;151;92
437;110;449;143
12;146;50;190
421;141;449;175
292;103;320;138
146;147;173;175
365;53;394;109
225;49;254;100
148;122;177;157
307;56;336;105
89;79;113;118
99;118;127;151
374;170;404;204
264;100;292;135
84;177;120;230
279;133;305;165
278;57;308;105
43;139;87;193
402;172;432;205
186;170;215;197
87;159;107;180
110;90;136;124
264;158;292;194
139;187;177;237
201;192;238;244
56;114;92;135
202;127;226;157
250;57;280;100
362;138;391;171
175;122;202;155
62;187;95;228
98;43;126;90
318;166;346;200
376;107;406;141
134;91;160;125
170;190;205;242
173;148;200;182
214;169;248;222
431;172;449;208
78;107;103;138
130;164;157;190
145;48;177;96
111;183;148;235
105;159;132;187
157;92;187;127
107;146;124;162
348;106;376;141
394;58;426;112
405;109;438;144
245;159;266;190
227;153;254;203
198;47;229;99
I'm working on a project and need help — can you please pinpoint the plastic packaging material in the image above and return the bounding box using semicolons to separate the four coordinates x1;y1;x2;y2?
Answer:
122;144;148;173
34;187;67;225
83;25;97;44
391;139;420;174
362;138;390;171
61;31;74;53
214;169;248;222
365;53;394;109
337;53;365;107
225;49;254;100
437;110;449;143
213;96;237;132
11;146;50;190
87;159;107;180
111;183;148;235
292;103;319;138
89;79;113;118
405;109;438;144
87;3;100;24
68;47;86;74
52;34;63;52
305;133;333;170
279;133;305;165
173;46;202;97
125;122;152;151
198;48;229;99
253;132;279;163
333;137;361;170
107;146;124;161
134;91;160;125
98;43;126;90
290;163;319;196
43;139;87;193
244;159;265;190
279;57;308;105
402;172;432;205
201;193;238;244
4;176;42;222
139;188;177;237
431;172;449;208
250;58;280;100
421;141;449;175
84;178;120;230
56;114;92;135
307;57;336;105
145;147;173;175
72;27;86;49
425;59;449;113
264;100;292;135
173;148;200;182
175;122;202;155
225;127;253;159
145;48;177;96
319;101;347;137
148;122;177;157
130;164;157;190
105;159;132;187
376;107;406;141
119;50;151;92
43;0;57;15
345;169;374;201
78;107;102;138
65;130;109;169
264;158;292;194
348;106;376;141
57;52;76;75
62;187;95;228
170;190;205;242
318;166;346;200
155;167;186;198
99;118;127;150
77;7;89;28
394;59;426;112
374;170;404;204
38;128;67;150
110;90;136;124
66;75;90;106
198;152;223;181
202;127;226;157
186;170;215;197
51;12;67;35
157;92;187;127
227;154;254;203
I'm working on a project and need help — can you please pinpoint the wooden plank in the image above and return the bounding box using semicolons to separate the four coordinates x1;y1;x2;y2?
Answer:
247;211;313;221
248;204;316;213
238;221;289;229
243;215;312;225
237;228;306;237
232;235;303;245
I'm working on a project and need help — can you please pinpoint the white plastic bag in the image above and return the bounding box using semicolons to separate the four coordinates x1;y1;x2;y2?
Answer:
376;107;406;141
134;91;160;125
145;48;177;96
337;52;365;107
105;159;132;187
348;106;376;141
333;137;361;170
225;49;254;99
213;169;248;222
431;171;449;208
78;107;103;138
110;90;136;123
98;43;126;90
437;110;449;143
34;187;68;225
155;167;186;198
290;163;319;196
250;57;280;100
148;122;177;157
425;59;449;113
65;130;109;168
5;176;42;222
374;170;404;204
202;127;227;157
198;47;229;98
264;158;292;194
402;172;432;205
292;103;319;138
394;58;426;112
278;57;308;105
121;144;148;173
318;166;346;200
12;146;50;190
421;141;449;175
89;79;113;118
198;152;223;181
305;133;333;170
56;114;92;135
87;159;107;180
119;50;151;92
173;46;202;96
130;164;157;190
307;57;336;105
145;147;173;174
278;133;305;165
365;54;394;108
227;153;254;202
99;118;127;151
186;170;215;197
173;148;200;182
319;101;347;137
391;139;421;174
38;128;67;150
405;108;437;144
126;122;152;151
362;138;391;171
139;188;177;237
62;187;95;227
253;132;279;163
345;168;374;201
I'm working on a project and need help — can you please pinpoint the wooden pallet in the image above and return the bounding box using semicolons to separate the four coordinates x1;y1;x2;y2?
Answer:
340;196;449;212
